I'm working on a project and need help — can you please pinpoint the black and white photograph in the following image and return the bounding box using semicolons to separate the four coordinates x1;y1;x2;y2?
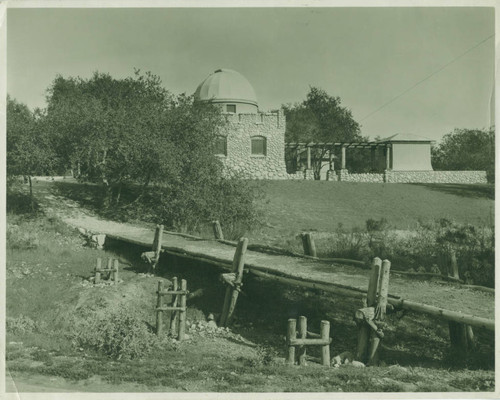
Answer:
2;0;496;396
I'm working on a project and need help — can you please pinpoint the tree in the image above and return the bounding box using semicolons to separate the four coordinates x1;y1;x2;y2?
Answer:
7;96;56;210
432;127;495;183
43;70;260;233
283;87;363;179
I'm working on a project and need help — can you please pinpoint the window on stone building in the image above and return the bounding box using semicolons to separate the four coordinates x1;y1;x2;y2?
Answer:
251;136;267;156
215;136;227;156
226;104;236;113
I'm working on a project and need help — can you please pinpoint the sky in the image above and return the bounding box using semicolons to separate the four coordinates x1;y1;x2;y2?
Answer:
6;6;495;141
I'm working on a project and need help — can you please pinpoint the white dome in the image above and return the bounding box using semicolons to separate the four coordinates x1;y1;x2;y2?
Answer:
194;69;258;107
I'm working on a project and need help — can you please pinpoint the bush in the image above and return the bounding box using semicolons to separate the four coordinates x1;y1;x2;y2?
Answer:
327;219;494;287
70;305;159;360
7;315;42;335
7;224;40;250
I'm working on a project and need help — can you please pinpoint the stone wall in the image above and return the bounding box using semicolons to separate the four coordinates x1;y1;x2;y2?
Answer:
340;171;385;183
219;110;289;179
385;170;487;184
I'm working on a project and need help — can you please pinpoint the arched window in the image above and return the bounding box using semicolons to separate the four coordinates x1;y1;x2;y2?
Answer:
251;136;267;156
214;136;227;156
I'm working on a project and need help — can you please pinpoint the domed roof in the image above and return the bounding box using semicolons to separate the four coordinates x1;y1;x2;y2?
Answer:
194;69;258;106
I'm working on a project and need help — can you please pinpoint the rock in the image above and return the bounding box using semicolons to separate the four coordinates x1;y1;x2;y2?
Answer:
207;320;217;330
77;227;87;235
350;361;365;368
331;356;342;366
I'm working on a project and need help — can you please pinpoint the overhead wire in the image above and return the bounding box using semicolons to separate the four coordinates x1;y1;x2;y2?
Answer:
360;34;494;122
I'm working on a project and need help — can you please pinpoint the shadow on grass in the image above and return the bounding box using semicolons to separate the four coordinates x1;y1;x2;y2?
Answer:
412;183;494;200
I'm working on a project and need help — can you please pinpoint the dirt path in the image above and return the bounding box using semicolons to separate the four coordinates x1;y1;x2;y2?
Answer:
35;182;494;322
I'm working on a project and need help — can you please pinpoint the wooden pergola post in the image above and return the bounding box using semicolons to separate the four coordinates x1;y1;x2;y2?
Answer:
341;146;346;169
306;146;312;170
385;145;391;170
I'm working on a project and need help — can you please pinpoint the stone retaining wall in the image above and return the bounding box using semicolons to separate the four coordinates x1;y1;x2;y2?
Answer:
340;171;385;183
385;170;487;184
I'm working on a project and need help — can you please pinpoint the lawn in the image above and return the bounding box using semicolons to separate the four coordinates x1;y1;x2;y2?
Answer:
255;180;494;233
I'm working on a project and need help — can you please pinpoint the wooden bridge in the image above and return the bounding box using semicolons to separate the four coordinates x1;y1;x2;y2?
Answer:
70;216;494;332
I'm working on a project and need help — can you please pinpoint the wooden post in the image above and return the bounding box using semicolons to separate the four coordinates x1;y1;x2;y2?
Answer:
320;320;330;367
152;224;164;270
301;233;317;257
307;146;311;170
156;281;164;336
107;258;113;280
367;259;391;365
178;279;187;340
329;150;333;171
212;220;224;240
170;277;179;336
356;257;381;362
113;259;119;282
298;316;307;365
220;237;248;327
287;319;297;365
95;258;102;284
450;249;459;280
341;146;346;169
385;145;391;170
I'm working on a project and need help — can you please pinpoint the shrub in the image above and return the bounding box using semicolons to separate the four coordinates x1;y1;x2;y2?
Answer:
7;315;41;334
7;224;40;250
70;305;159;360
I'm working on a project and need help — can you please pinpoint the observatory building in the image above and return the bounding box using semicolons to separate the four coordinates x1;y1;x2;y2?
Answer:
194;69;292;179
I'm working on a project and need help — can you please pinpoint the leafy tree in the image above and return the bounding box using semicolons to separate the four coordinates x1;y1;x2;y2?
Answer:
432;127;495;183
7;96;56;210
44;70;260;233
283;87;364;179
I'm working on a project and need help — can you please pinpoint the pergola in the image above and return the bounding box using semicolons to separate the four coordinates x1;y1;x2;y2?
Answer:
285;141;392;171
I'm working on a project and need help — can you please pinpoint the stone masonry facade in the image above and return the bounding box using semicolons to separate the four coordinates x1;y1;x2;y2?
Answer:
218;110;291;179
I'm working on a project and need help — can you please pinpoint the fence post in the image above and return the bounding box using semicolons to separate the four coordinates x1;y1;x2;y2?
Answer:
301;232;317;257
220;237;248;327
449;249;459;280
366;259;391;365
287;318;297;365
113;259;119;283
178;279;187;340
156;281;164;336
95;258;102;284
106;258;113;280
170;277;179;336
320;320;331;367
356;257;381;362
298;316;307;365
212;220;224;240
152;224;164;270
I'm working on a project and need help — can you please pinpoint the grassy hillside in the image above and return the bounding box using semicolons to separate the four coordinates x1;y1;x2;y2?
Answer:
255;181;494;236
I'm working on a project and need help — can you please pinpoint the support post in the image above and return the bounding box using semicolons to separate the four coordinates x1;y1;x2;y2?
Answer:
107;258;113;280
307;146;311;170
329;150;333;170
385;145;391;170
220;237;248;327
341;146;346;169
287;318;297;365
320;320;331;367
178;279;187;340
95;258;102;284
367;259;391;365
449;249;459;280
298;316;307;365
113;259;119;283
212;220;224;240
152;224;164;270
170;277;179;335
356;257;382;362
156;281;164;336
301;233;317;257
